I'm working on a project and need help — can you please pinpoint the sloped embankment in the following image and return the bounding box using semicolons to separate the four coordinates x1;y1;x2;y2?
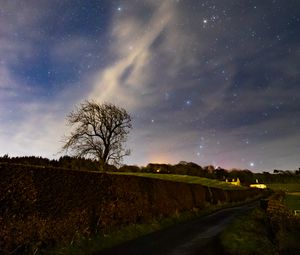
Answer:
0;163;260;254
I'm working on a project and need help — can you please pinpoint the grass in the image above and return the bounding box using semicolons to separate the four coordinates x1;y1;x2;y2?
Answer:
50;222;161;255
221;208;276;255
284;193;300;211
268;183;300;193
268;183;300;211
109;172;245;190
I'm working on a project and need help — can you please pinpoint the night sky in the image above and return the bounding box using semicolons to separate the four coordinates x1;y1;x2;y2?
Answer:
0;0;299;171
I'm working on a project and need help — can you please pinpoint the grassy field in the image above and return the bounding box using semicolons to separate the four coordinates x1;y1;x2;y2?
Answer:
268;183;300;193
284;193;300;211
110;172;245;190
268;183;300;211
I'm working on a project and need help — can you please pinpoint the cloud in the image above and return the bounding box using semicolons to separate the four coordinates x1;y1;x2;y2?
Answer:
89;1;174;110
89;1;235;121
0;0;299;171
0;1;86;157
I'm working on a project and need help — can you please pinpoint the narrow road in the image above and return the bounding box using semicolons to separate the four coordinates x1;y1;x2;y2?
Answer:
94;201;258;255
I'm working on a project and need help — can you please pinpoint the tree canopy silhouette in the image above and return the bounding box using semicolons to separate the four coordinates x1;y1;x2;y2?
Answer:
62;100;132;169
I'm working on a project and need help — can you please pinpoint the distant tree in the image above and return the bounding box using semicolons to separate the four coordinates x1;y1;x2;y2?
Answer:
62;100;132;170
214;167;228;180
205;165;215;173
119;165;140;173
179;161;188;165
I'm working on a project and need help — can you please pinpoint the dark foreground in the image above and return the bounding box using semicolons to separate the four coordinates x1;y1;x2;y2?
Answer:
95;202;258;255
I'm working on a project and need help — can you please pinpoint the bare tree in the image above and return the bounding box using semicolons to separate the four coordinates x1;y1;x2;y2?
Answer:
62;100;132;170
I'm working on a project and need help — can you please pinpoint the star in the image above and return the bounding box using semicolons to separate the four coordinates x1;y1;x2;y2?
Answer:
203;19;208;24
117;7;122;12
250;162;255;167
211;15;218;21
185;100;192;106
165;92;170;100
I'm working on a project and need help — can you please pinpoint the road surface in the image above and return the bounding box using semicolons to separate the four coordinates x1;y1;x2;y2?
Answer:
94;202;258;255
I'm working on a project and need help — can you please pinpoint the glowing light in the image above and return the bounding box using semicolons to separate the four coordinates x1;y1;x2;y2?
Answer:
186;100;192;106
250;184;267;189
149;154;171;164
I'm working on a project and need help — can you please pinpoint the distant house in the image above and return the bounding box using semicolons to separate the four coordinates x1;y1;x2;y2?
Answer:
250;184;267;189
226;178;241;186
250;179;267;189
